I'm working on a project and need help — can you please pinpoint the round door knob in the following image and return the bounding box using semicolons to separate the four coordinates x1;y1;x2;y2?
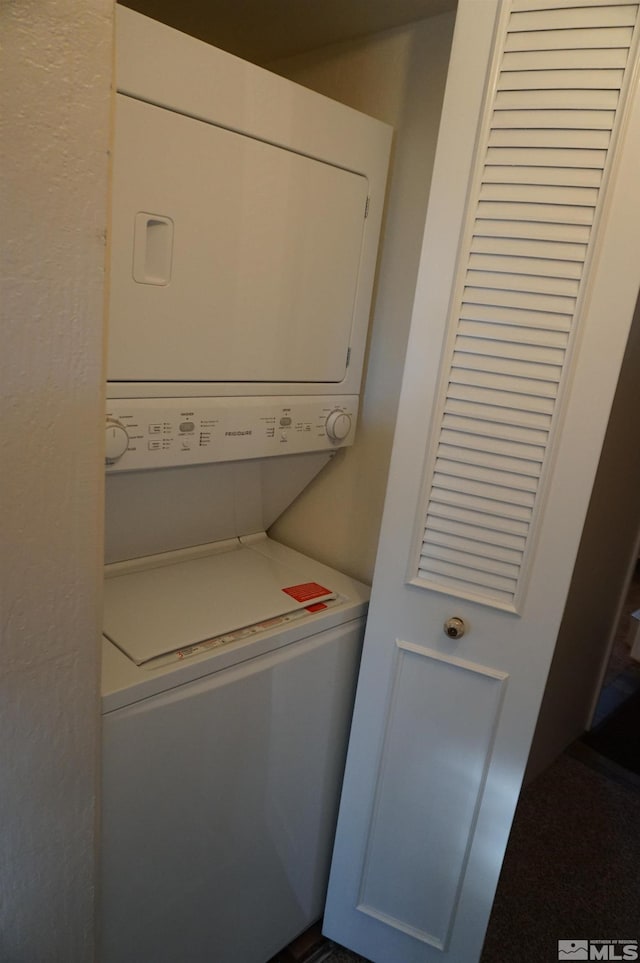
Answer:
325;410;352;442
444;617;466;640
105;419;129;464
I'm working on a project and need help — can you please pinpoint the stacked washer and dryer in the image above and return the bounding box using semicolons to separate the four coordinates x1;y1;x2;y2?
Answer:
101;8;391;963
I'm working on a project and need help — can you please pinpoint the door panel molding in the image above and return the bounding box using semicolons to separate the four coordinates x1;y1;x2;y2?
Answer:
356;642;508;951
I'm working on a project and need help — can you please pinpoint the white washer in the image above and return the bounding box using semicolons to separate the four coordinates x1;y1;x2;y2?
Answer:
101;534;369;963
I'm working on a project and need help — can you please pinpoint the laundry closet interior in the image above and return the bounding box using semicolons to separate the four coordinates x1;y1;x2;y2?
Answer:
106;0;458;585
101;2;458;962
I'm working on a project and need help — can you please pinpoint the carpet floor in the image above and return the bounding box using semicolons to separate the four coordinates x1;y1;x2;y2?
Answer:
480;747;640;962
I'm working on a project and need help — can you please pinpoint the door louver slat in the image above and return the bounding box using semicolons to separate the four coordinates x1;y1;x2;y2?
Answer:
457;320;570;347
479;182;599;206
462;285;576;313
438;442;543;474
439;428;546;461
435;457;541;491
418;557;518;598
487;128;611;148
425;515;527;551
498;67;625;89
504;25;634;49
449;370;560;398
491;108;616;129
452;358;562;388
510;0;636;21
494;88;620;109
465;270;580;296
445;394;553;425
454;336;566;363
486;145;607;167
476;219;591;242
412;1;639;610
427;499;530;534
501;46;629;70
429;496;531;529
460;301;573;330
432;473;536;507
477;200;596;224
467;253;584;279
441;413;549;446
470;234;587;261
446;384;557;414
421;544;521;580
424;529;524;566
482;166;602;188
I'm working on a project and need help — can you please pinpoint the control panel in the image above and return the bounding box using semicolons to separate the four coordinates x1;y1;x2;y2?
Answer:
105;395;358;472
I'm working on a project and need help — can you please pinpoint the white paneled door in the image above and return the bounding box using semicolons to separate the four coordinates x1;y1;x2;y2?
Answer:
324;2;640;961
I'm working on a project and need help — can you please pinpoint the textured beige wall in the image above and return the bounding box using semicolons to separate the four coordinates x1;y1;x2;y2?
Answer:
0;1;112;958
269;13;456;584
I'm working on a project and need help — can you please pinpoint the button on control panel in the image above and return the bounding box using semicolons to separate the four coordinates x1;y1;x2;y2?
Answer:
105;395;358;472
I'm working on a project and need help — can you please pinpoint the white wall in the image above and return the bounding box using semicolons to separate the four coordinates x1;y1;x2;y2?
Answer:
269;13;456;584
0;2;112;957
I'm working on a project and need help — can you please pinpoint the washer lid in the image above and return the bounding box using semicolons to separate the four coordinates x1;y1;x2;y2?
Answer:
103;543;335;665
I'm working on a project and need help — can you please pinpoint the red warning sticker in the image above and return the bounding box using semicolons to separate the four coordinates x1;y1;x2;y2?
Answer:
282;582;332;604
305;602;328;613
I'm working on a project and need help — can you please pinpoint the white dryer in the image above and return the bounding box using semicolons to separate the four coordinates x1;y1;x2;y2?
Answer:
101;535;369;963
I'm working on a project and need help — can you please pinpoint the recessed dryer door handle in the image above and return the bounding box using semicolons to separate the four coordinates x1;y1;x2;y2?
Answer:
132;212;173;285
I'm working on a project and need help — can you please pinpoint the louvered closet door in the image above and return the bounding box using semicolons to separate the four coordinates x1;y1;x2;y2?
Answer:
324;2;640;962
417;0;640;610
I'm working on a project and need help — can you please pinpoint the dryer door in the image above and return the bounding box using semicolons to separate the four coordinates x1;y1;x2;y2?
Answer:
108;95;369;384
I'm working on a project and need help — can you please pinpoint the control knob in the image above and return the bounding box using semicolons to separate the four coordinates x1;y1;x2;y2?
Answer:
105;419;129;464
325;409;352;442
